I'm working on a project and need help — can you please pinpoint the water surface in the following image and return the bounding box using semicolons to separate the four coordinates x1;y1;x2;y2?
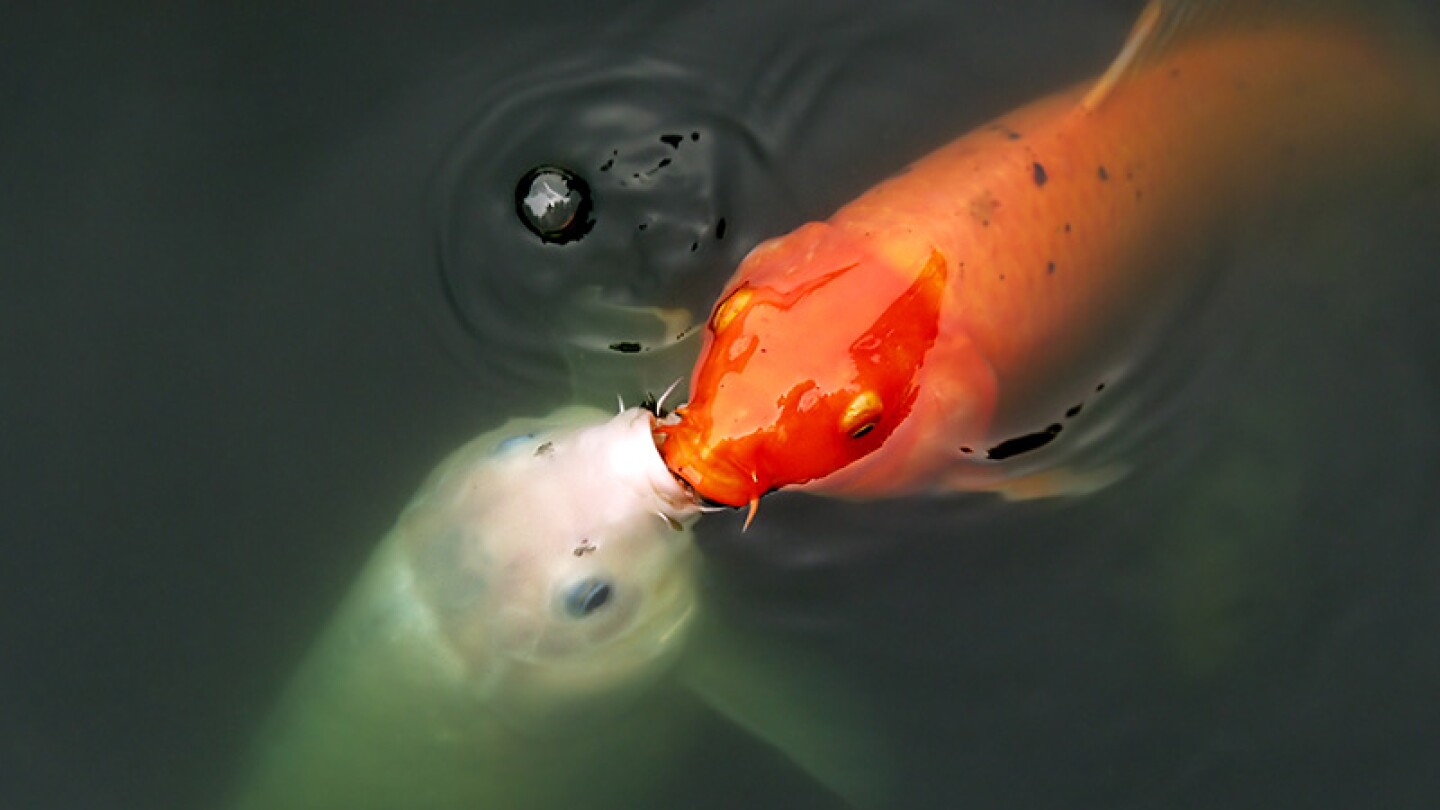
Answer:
3;2;1438;808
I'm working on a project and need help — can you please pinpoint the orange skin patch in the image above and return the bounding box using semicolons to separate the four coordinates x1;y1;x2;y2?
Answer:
661;225;949;506
661;18;1439;508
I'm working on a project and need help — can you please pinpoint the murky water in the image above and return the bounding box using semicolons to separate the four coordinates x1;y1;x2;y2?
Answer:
4;2;1438;809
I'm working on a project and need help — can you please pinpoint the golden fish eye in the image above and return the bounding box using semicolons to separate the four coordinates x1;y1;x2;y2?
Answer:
839;390;883;439
710;287;753;333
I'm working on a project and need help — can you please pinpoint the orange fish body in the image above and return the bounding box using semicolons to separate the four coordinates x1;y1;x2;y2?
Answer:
661;2;1440;509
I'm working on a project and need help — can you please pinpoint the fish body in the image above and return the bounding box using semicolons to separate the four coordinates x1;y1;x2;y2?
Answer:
661;1;1440;508
226;407;886;809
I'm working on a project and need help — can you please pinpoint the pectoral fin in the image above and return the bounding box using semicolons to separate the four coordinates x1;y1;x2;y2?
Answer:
938;461;1128;500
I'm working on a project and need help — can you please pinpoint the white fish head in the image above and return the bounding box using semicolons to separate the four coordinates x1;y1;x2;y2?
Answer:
397;406;702;735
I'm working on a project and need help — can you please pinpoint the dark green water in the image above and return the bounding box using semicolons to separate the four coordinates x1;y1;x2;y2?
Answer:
3;2;1438;808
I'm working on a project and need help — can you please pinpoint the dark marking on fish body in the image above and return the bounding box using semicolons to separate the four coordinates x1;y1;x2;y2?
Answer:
660;133;683;148
987;423;1062;460
959;446;974;454
535;441;555;457
716;217;728;239
1065;403;1083;418
1064;222;1071;233
987;123;1023;140
1098;165;1109;181
1032;162;1048;186
1047;261;1055;274
609;341;644;353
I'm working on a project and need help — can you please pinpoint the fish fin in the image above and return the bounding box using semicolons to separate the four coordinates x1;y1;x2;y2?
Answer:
993;463;1128;501
678;612;892;809
1081;0;1425;112
1082;0;1167;112
944;463;1128;501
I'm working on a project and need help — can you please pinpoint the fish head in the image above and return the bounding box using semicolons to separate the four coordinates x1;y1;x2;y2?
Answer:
660;223;948;507
401;407;702;734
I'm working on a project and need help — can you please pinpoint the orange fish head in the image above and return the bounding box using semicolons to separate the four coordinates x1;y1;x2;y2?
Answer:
659;224;948;508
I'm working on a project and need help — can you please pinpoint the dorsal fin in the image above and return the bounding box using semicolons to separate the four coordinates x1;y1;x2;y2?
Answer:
1080;0;1420;112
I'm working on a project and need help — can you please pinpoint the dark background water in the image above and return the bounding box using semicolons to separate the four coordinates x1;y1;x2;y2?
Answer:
4;2;1438;809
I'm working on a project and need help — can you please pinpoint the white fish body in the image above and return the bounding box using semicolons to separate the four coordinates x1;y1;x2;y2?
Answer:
225;406;885;810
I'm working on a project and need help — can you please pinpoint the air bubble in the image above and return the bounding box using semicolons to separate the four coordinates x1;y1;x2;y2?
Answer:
514;165;593;244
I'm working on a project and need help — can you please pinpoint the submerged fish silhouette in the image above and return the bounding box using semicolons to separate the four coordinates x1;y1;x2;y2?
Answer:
226;407;886;810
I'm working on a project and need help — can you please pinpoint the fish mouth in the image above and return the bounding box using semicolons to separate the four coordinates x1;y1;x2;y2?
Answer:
657;420;762;509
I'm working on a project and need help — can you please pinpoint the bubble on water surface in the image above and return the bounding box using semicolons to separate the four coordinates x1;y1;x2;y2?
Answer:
430;58;798;403
514;165;593;244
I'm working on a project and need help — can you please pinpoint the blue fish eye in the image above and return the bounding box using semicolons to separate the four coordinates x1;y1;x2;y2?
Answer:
561;577;613;618
496;433;536;453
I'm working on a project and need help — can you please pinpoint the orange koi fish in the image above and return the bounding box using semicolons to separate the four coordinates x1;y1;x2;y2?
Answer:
659;0;1440;516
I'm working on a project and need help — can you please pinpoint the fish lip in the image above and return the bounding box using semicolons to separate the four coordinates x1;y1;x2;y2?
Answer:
658;422;760;508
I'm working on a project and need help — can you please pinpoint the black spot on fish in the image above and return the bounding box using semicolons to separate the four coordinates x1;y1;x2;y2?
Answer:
535;441;554;457
609;341;644;353
690;241;699;252
691;131;700;141
960;446;973;454
1065;403;1083;418
660;133;683;148
1064;222;1071;233
599;159;613;172
1047;261;1055;274
1032;162;1048;186
715;217;727;239
1096;382;1106;392
987;123;1022;140
987;424;1062;460
1098;165;1109;181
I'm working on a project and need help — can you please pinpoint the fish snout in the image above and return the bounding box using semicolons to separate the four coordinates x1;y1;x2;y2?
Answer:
657;418;763;509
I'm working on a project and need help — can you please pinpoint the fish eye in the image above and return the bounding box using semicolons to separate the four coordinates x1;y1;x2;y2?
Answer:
839;390;883;439
709;287;753;333
496;433;536;453
560;576;614;618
